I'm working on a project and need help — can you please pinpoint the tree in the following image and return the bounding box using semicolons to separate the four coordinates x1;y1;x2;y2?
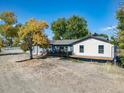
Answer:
0;11;17;47
0;11;17;25
116;7;124;66
65;15;88;39
116;8;124;49
18;18;49;59
13;23;22;46
110;36;118;45
51;15;89;40
51;18;66;40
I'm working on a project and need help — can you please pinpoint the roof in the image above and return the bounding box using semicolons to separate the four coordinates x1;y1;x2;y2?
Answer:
73;35;110;44
50;35;111;46
50;39;79;45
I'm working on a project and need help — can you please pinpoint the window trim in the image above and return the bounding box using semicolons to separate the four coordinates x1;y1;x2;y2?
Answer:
79;45;84;53
98;45;104;54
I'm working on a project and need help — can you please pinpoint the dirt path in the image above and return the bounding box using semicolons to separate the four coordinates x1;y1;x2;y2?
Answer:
0;54;124;93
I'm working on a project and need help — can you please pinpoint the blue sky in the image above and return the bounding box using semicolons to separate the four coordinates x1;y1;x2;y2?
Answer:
0;0;120;39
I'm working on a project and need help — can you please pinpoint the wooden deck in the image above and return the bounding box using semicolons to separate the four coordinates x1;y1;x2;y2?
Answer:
70;55;113;61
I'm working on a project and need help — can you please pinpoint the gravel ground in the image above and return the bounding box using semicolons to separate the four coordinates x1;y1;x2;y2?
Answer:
0;52;124;93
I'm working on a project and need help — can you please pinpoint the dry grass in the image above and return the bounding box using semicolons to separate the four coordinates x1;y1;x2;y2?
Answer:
100;63;124;75
0;53;124;93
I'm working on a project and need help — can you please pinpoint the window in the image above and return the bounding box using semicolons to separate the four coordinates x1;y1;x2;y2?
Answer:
98;45;104;54
80;45;84;53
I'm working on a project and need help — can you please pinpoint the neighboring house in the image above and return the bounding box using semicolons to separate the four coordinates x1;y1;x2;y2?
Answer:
50;35;117;61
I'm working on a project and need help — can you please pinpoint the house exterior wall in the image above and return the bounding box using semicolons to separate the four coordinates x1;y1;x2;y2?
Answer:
73;38;114;58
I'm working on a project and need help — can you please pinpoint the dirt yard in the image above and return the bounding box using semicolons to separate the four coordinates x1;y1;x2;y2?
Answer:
0;53;124;93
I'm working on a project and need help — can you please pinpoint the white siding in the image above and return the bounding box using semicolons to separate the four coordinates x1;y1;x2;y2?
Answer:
73;38;114;58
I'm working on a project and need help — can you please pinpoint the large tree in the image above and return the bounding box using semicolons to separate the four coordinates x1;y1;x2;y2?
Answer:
0;11;17;47
51;15;89;40
65;15;88;39
19;18;49;59
116;8;124;49
51;18;66;40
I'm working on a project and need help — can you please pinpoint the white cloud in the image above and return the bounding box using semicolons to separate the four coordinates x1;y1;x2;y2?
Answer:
100;25;117;32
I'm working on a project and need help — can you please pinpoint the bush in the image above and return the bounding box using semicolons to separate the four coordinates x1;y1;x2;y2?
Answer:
118;56;124;67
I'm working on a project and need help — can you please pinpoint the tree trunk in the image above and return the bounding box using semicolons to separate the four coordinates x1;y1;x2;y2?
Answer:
36;45;38;55
10;37;13;47
29;48;33;59
28;32;33;59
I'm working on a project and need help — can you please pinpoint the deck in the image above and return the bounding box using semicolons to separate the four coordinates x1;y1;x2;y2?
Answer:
70;55;113;61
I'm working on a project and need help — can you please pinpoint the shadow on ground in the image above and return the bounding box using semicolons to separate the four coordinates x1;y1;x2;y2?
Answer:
0;53;25;56
16;59;31;63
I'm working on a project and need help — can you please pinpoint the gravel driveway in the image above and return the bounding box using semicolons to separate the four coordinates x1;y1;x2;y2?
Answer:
0;52;124;93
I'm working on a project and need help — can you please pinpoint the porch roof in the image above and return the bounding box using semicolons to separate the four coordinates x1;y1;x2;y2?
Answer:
50;39;79;46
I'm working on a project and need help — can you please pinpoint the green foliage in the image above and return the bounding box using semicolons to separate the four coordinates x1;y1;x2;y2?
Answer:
51;18;66;40
116;8;124;67
51;15;89;40
12;24;22;47
110;36;118;45
65;15;88;39
118;30;124;49
118;56;124;67
13;37;20;47
116;8;124;49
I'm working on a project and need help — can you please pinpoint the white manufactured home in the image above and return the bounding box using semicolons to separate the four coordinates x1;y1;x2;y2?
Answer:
49;36;116;61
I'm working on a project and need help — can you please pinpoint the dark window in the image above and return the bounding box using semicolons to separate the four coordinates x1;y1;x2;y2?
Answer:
98;45;104;54
80;45;84;53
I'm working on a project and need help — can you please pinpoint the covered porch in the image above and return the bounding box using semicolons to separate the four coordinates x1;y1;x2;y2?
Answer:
49;39;78;57
49;45;73;57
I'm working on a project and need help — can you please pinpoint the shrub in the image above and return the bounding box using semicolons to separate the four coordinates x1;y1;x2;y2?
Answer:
118;56;124;67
